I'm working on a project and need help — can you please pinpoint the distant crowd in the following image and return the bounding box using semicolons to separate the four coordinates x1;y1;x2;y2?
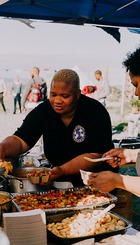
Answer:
0;67;111;115
0;67;48;115
1;66;140;138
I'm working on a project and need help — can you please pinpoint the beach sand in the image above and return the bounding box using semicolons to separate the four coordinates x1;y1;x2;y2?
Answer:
0;112;25;141
0;95;25;141
0;95;127;142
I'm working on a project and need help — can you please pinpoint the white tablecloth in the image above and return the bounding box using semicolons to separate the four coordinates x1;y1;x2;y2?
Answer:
47;227;140;245
72;228;140;245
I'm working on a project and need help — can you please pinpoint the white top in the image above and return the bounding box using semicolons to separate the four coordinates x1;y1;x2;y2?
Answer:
136;151;140;176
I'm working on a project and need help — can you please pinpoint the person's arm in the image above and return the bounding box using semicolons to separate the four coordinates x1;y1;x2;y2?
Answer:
119;174;140;197
98;79;110;99
0;135;30;162
21;80;32;109
49;152;102;181
102;148;139;168
84;171;140;197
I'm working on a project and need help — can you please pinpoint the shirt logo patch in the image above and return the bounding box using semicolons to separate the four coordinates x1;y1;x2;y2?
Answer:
73;125;86;143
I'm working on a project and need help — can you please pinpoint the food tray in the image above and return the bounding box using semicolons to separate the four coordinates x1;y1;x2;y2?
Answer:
11;186;117;213
27;168;51;185
0;191;13;226
46;209;132;244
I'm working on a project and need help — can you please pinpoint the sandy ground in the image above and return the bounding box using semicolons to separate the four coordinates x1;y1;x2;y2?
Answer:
0;111;25;141
0;95;25;140
0;112;127;142
0;95;127;142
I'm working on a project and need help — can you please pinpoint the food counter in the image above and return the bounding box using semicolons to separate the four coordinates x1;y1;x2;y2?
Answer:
0;163;140;244
1;189;140;245
0;225;140;245
1;186;138;245
47;227;140;244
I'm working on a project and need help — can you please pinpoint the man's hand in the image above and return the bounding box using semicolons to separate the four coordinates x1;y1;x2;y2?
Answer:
49;166;64;181
85;171;120;193
102;148;138;167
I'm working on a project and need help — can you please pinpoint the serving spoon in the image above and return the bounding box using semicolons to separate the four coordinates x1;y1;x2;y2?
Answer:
94;203;115;222
87;203;116;232
84;156;113;162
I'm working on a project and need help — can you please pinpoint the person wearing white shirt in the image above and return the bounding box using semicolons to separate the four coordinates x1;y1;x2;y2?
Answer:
93;70;110;107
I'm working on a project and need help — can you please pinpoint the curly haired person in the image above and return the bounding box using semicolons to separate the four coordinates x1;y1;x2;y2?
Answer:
83;46;140;197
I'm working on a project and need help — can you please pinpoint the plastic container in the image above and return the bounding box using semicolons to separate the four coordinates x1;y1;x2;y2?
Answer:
0;230;10;245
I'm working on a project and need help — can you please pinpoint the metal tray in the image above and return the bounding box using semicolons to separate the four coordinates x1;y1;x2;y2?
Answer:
11;186;117;213
46;209;132;244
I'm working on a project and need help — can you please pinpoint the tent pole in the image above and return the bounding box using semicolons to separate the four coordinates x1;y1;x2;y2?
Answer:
120;71;126;116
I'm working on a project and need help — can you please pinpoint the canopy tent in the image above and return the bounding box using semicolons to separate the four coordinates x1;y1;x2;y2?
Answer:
0;0;140;42
0;0;140;27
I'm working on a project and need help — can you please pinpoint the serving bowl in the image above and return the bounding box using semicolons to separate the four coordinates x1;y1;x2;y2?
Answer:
0;191;12;226
7;167;52;193
27;168;51;185
0;168;5;176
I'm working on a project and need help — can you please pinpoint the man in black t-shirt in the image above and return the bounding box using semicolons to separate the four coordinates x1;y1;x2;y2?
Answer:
0;69;118;187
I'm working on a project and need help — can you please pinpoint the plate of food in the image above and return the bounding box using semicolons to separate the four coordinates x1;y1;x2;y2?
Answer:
46;208;132;244
27;168;51;185
12;186;117;213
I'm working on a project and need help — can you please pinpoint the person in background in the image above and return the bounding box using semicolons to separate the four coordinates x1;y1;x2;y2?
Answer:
81;85;97;99
21;66;47;113
12;75;23;114
0;69;118;187
83;46;140;197
127;104;140;137
0;76;7;113
93;70;110;107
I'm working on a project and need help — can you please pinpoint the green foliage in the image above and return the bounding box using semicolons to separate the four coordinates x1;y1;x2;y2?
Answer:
107;86;121;102
131;99;140;109
112;122;128;132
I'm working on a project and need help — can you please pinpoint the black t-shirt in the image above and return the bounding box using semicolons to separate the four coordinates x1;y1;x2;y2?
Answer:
14;94;118;186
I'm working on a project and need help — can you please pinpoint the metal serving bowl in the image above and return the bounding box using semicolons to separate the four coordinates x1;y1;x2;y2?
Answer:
0;191;12;226
7;167;52;193
0;176;6;191
0;168;5;176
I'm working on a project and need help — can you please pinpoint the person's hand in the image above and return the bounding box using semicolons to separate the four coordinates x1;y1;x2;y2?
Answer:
49;166;64;181
85;171;120;193
102;148;137;168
